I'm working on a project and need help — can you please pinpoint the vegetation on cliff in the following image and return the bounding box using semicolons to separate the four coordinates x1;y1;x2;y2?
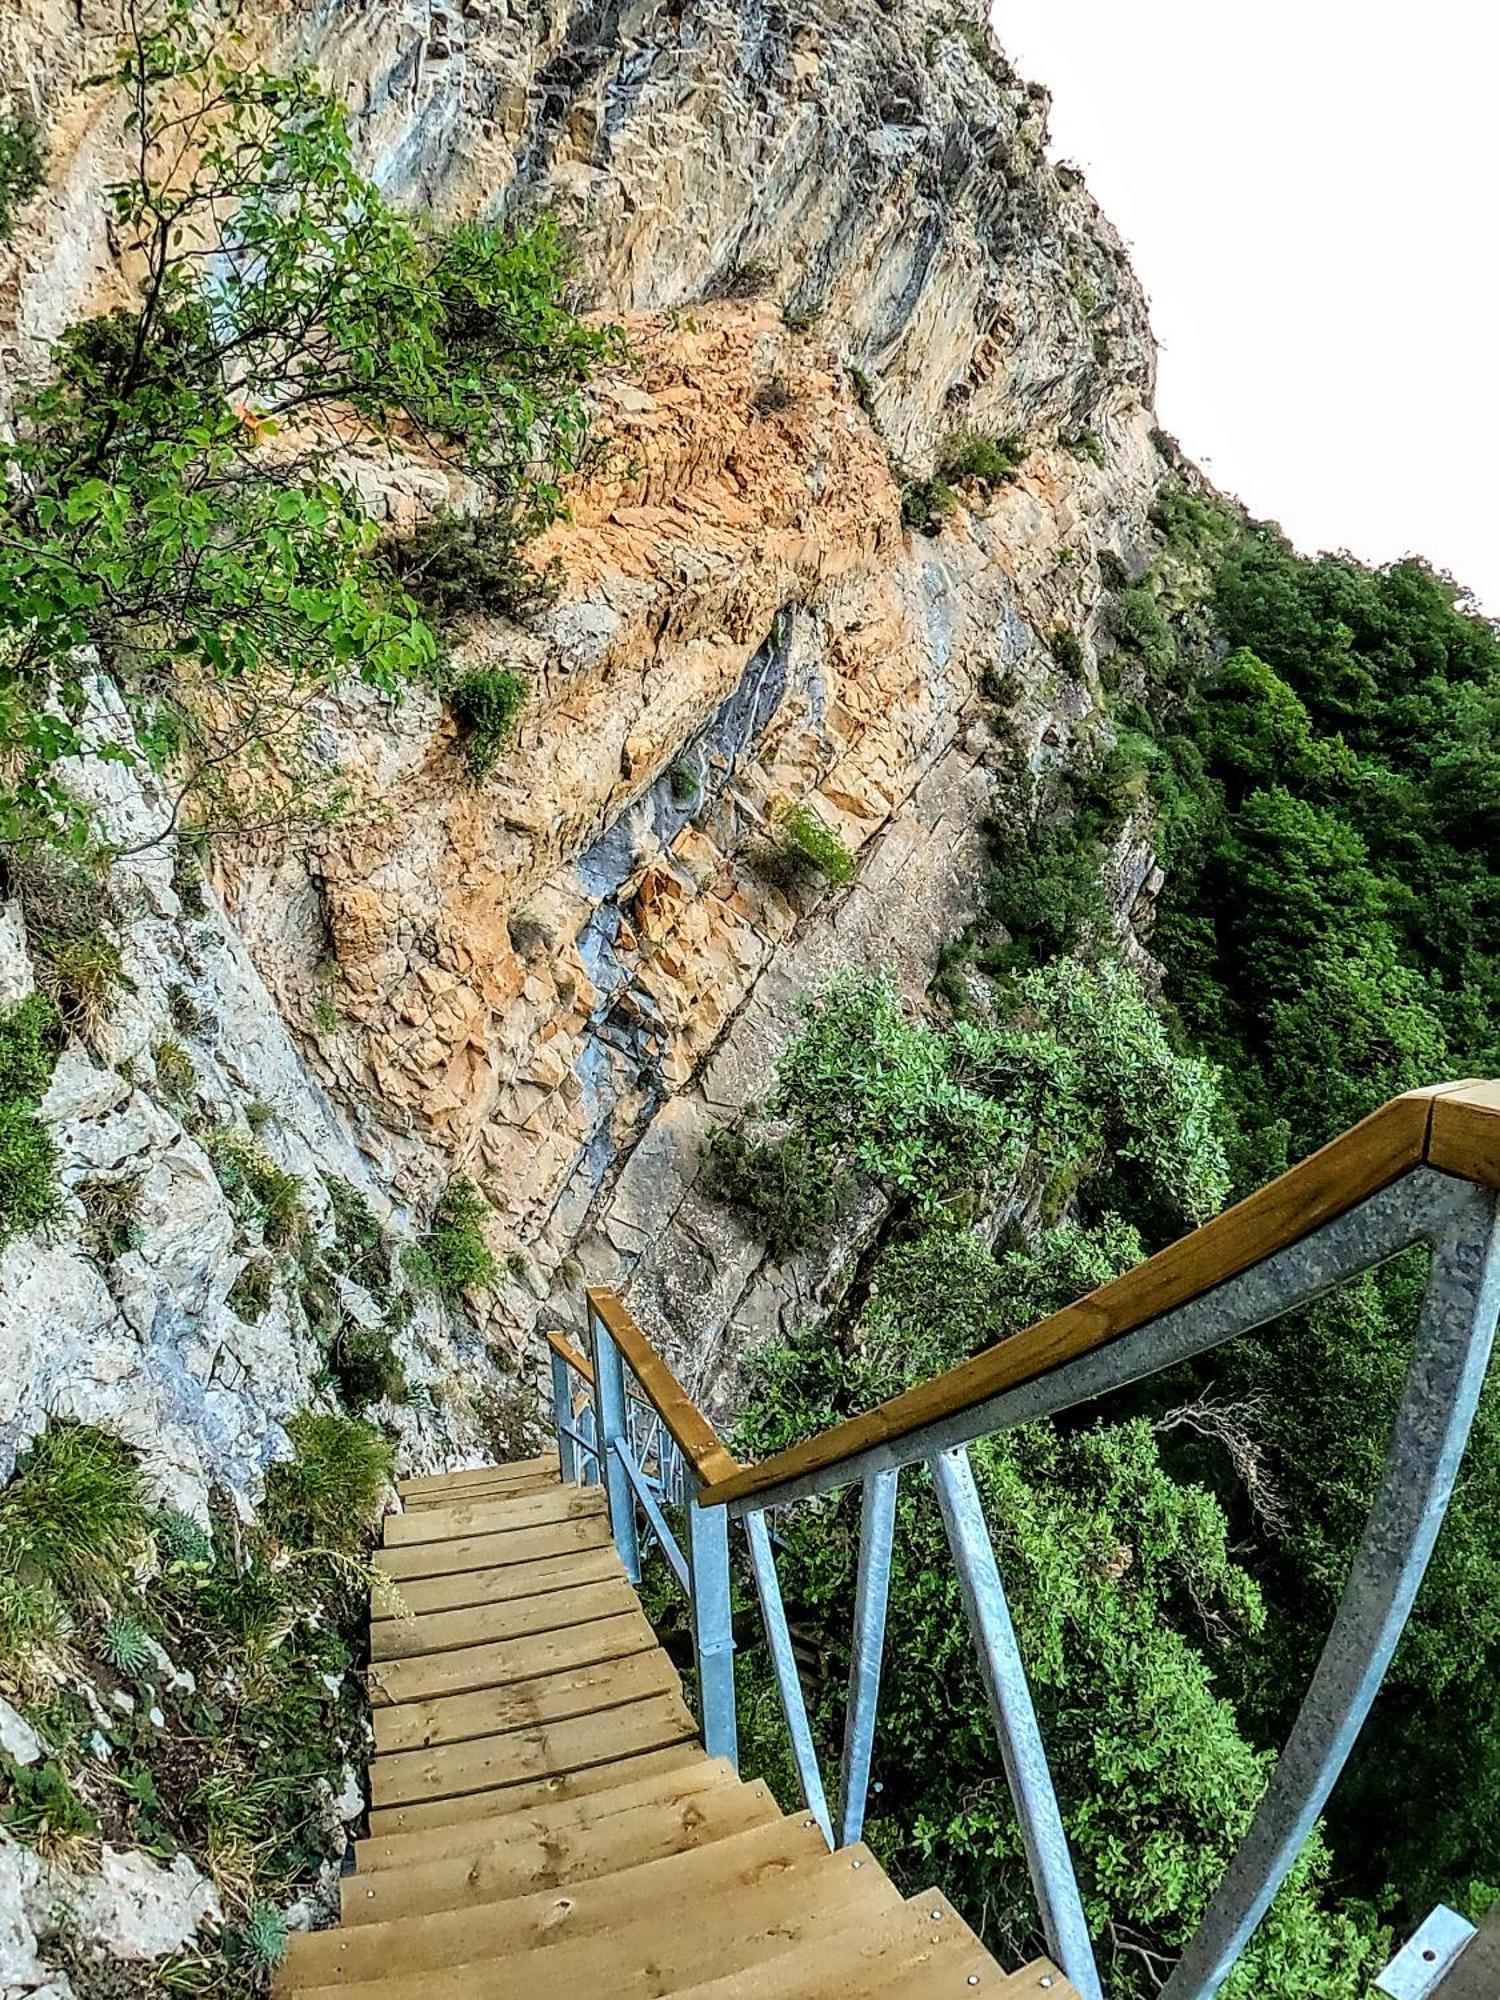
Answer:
711;482;1500;1987
0;2;615;857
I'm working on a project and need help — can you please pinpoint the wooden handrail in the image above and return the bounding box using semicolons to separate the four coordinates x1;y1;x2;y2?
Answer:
699;1078;1500;1510
544;1329;595;1388
587;1288;742;1488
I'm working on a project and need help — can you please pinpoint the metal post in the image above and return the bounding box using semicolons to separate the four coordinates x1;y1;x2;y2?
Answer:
550;1346;579;1485
744;1509;834;1846
838;1466;899;1847
932;1446;1104;2000
1163;1185;1500;2000
577;1399;599;1487
685;1480;738;1764
588;1300;641;1583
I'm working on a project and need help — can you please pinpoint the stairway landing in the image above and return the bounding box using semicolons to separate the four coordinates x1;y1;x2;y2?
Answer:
276;1453;1075;1998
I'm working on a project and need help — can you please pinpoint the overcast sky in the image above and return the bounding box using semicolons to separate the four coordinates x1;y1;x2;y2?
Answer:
993;1;1500;614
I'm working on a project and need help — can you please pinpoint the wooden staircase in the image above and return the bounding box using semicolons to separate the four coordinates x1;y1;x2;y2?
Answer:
276;1453;1075;1999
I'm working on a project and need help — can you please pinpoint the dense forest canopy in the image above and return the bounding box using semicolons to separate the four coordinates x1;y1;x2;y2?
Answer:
708;483;1500;1994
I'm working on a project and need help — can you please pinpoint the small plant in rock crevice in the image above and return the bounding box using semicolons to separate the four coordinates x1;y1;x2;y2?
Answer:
705;257;774;301
0;111;46;242
204;1128;305;1248
753;373;797;415
0;993;63;1250
388;508;563;628
752;801;856;892
403;1176;500;1298
151;1036;197;1101
6;849;125;1035
936;427;1028;489
447;667;529;781
78;1174;144;1260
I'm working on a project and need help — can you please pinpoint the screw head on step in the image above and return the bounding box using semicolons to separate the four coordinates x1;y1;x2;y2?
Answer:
931;1908;943;1920
851;1857;864;1868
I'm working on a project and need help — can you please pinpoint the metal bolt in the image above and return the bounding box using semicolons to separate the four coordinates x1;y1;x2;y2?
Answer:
803;1818;816;1828
967;1979;980;1989
1040;1982;1053;1991
930;1908;943;1920
851;1858;864;1868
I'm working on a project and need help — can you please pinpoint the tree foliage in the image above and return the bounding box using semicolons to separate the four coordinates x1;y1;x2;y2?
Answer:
0;3;617;853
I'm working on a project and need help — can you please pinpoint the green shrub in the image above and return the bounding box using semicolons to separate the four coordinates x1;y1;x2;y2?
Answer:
448;668;529;780
1065;429;1106;467
78;1174;143;1259
263;1411;393;1557
936;428;1027;488
1049;625;1083;673
0;993;62;1251
389;508;562;626
699;1129;849;1261
668;762;701;808
0;1422;150;1674
405;1176;499;1297
153;1508;212;1570
329;1318;408;1412
205;1129;305;1247
0;992;60;1101
151;1037;197;1101
754;802;856;892
0;1754;98;1850
782;300;824;333
324;1178;389;1295
167;983;211;1036
0;112;45;242
227;1254;275;1324
899;475;957;537
705;258;774;301
7;851;124;1032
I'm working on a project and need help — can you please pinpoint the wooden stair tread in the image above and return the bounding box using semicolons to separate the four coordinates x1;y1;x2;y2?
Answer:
371;1571;639;1659
371;1641;682;1754
383;1481;602;1546
370;1604;656;1703
371;1542;623;1622
648;1891;1003;1999
374;1504;611;1582
342;1775;783;1922
397;1453;560;1505
369;1686;700;1809
282;1828;897;1996
365;1739;708;1837
353;1753;740;1870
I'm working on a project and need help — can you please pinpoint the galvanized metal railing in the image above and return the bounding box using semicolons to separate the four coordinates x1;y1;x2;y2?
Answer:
545;1080;1500;2000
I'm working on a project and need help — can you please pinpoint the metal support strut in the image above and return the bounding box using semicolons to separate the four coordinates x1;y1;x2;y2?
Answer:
838;1467;899;1847
685;1482;738;1764
931;1446;1104;2000
744;1509;834;1846
589;1300;641;1582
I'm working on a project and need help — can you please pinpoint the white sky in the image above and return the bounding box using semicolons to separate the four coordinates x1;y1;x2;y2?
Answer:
992;1;1500;614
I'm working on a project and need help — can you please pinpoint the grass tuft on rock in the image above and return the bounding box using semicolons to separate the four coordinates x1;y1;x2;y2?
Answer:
447;667;529;781
404;1176;500;1298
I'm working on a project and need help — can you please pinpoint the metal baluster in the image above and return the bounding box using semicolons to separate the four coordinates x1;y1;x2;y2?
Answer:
744;1509;833;1846
931;1446;1103;2000
549;1345;579;1486
576;1396;599;1487
838;1466;898;1847
1162;1182;1500;2000
589;1298;641;1582
686;1481;738;1764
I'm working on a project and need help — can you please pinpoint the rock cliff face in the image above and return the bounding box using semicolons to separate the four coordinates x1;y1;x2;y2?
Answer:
0;0;1167;1481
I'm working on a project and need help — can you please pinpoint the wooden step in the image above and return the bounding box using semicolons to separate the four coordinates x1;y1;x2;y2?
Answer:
398;1454;560;1507
371;1543;622;1624
371;1570;639;1660
371;1643;682;1755
370;1606;656;1705
369;1685;700;1810
374;1506;611;1583
343;1775;783;1923
383;1482;602;1547
647;1890;1003;1998
354;1754;739;1871
280;1823;893;1995
365;1738;707;1838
